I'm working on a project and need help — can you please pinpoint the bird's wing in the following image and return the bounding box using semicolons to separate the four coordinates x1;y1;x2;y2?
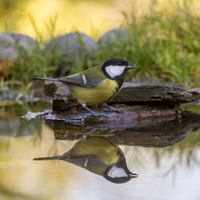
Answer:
59;66;106;87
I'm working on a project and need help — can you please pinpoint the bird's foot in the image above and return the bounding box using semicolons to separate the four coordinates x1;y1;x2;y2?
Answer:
82;103;107;117
92;112;107;117
101;104;124;113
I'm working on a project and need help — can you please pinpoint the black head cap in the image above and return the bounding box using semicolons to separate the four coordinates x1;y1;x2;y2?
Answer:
103;152;138;184
102;58;129;68
101;58;136;88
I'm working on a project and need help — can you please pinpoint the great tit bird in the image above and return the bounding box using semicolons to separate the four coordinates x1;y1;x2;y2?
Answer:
34;136;138;184
32;58;136;115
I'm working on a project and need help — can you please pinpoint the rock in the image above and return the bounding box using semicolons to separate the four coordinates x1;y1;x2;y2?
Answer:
98;29;130;46
39;104;177;124
0;33;37;61
44;82;57;96
43;32;98;58
110;82;200;105
44;82;78;111
48;82;200;111
44;110;200;148
51;84;79;111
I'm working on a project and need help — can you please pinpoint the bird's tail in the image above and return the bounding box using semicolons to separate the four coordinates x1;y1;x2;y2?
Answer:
31;77;60;83
33;155;61;161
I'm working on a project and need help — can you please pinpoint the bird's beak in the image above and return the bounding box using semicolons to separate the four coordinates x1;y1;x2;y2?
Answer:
127;63;136;69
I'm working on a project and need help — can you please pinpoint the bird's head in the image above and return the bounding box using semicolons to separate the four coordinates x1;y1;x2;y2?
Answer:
104;152;138;184
102;58;136;80
104;162;138;184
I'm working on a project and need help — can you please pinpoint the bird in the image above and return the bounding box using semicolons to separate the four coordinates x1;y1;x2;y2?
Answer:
33;136;138;184
32;58;136;116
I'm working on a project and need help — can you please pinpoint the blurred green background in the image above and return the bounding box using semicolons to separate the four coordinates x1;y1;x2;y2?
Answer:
0;0;200;94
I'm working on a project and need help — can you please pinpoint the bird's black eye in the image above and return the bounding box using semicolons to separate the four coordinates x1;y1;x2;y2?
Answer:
118;62;123;66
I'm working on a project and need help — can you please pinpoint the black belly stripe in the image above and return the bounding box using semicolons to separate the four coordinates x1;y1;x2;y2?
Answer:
103;81;121;103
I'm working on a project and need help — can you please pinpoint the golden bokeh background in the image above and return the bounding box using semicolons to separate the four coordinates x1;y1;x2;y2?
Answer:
1;0;199;40
0;0;132;40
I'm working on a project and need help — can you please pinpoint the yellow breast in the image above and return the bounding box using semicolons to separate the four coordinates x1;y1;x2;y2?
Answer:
71;79;118;105
72;137;119;165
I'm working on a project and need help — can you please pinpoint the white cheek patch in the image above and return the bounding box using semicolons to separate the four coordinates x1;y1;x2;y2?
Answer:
108;166;128;178
105;65;126;78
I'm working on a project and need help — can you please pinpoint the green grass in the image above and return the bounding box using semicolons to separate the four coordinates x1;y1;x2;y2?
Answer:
121;1;200;87
0;0;200;97
96;0;200;87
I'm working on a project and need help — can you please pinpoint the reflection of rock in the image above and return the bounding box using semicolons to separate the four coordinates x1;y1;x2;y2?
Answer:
0;33;37;61
48;82;200;111
45;111;200;148
108;112;200;147
34;136;137;184
44;32;98;58
0;118;42;137
0;85;40;104
0;86;16;101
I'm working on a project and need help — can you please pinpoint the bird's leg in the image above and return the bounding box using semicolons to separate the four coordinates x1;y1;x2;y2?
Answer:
82;104;106;116
101;103;124;112
82;128;98;139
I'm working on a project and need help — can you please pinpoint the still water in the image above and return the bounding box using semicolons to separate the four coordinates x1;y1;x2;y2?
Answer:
0;102;200;200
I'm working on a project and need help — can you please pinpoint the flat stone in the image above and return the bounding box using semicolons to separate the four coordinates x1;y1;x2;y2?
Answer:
36;104;179;143
111;82;200;105
47;82;200;111
43;110;200;148
39;104;177;124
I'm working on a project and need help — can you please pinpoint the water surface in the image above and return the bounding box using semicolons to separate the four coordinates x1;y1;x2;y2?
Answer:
0;102;200;200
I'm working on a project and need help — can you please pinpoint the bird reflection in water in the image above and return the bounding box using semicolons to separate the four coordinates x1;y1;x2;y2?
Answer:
34;136;138;184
